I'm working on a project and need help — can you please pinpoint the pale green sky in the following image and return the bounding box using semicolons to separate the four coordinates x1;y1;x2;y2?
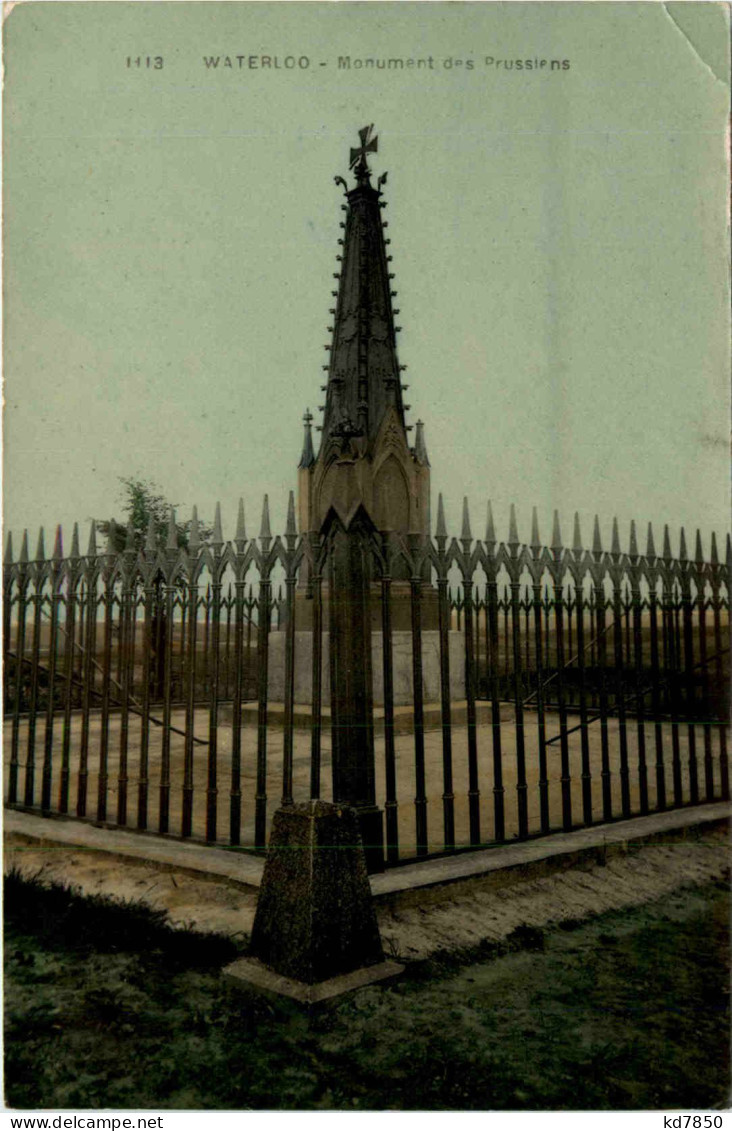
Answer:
4;2;730;556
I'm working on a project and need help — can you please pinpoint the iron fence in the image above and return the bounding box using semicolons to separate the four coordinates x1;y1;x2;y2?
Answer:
3;496;729;865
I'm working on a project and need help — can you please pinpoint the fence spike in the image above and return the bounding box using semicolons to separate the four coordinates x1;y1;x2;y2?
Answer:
125;518;135;553
646;522;656;560
145;516;156;554
286;491;297;539
694;529;704;565
166;508;178;551
592;515;603;555
4;531;12;565
727;533;731;567
610;516;620;557
235;497;246;545
508;503;519;546
70;522;80;560
662;524;672;561
628;519;638;559
485;500;496;546
213;502;223;546
189;506;201;551
679;526;688;562
572;512;583;553
710;531;719;566
530;506;541;549
34;527;46;562
260;494;272;542
53;525;63;561
436;493;447;539
551;510;562;551
460;497;472;543
20;530;29;564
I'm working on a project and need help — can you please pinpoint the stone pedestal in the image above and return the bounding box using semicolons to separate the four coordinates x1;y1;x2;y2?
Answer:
267;630;465;707
248;801;386;984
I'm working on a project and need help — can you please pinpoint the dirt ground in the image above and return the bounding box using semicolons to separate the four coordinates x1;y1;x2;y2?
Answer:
6;822;728;961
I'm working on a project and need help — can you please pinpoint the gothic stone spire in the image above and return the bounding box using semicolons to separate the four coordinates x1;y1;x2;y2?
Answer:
320;124;406;453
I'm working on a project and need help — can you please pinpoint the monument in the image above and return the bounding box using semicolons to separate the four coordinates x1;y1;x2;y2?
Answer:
269;126;464;705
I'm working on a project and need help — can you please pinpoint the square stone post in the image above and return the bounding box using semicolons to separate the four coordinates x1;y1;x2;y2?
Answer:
325;506;384;873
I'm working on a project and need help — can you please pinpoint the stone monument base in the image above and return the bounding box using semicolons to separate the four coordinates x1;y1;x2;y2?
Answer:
267;630;465;707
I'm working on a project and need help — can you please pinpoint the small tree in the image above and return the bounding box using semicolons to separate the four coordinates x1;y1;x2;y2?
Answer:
96;477;213;553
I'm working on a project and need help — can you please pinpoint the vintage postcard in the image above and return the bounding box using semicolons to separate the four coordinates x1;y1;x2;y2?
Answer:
3;1;730;1116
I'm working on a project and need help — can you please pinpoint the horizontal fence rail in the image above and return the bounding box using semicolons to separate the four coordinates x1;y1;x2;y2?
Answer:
3;499;729;864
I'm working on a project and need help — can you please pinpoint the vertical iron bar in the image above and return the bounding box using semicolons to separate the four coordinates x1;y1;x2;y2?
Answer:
463;575;481;844
96;574;114;822
712;576;729;801
381;567;398;861
207;572;222;841
41;569;61;813
229;573;245;844
24;578;44;807
310;558;323;800
612;574;631;818
487;574;505;841
77;571;97;817
574;576;592;825
552;571;571;831
116;572;133;827
410;573;428;855
59;572;77;813
531;578;549;833
159;580;175;833
630;564;649;815
137;581;153;830
182;577;198;837
281;568;297;807
665;578;683;805
696;576;714;800
437;570;454;851
648;586;666;810
255;570;271;849
681;572;699;804
9;576;29;805
594;579;612;820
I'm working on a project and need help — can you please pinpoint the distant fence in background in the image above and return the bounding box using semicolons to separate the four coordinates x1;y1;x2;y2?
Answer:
3;495;729;864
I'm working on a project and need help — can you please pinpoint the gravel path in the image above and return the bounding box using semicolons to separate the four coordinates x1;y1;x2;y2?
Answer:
6;823;728;961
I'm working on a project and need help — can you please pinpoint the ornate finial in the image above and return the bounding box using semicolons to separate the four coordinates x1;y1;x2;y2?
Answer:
235;498;247;548
145;515;157;555
679;527;688;562
662;524;672;561
508;504;520;548
435;493;447;541
20;530;29;565
350;123;378;182
592;515;603;557
610;516;621;558
694;530;704;565
530;507;541;551
628;520;638;560
299;408;315;470
4;532;12;566
35;527;46;562
485;501;496;548
166;508;178;552
414;420;429;466
461;497;472;544
213;502;223;548
53;525;63;561
189;506;201;552
646;522;656;561
71;522;80;560
551;510;562;552
572;513;583;554
286;491;297;542
710;531;719;566
260;494;272;544
87;521;97;558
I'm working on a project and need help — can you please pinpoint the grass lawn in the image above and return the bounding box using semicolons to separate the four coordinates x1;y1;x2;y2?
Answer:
4;868;730;1111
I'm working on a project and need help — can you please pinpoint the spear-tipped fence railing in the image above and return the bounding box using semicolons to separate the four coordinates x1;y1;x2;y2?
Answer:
3;496;729;863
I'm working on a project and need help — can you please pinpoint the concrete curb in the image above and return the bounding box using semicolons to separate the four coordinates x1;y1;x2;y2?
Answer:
5;802;729;907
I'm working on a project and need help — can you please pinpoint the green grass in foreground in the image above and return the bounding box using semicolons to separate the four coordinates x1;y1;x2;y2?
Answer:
4;869;730;1110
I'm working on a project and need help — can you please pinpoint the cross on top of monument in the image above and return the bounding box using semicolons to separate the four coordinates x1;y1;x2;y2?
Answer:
349;124;378;179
